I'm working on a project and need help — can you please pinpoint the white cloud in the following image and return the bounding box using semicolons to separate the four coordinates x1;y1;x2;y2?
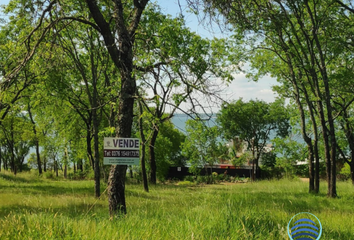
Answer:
224;73;279;104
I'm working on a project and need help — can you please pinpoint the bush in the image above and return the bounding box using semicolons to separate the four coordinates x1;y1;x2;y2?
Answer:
177;181;196;187
21;164;31;172
196;176;206;184
67;171;87;180
217;174;224;182
158;175;166;184
85;169;95;180
184;175;195;182
339;163;351;181
224;174;231;182
294;164;308;177
44;171;54;179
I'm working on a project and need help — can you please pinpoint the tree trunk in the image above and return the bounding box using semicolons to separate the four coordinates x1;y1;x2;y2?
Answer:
78;160;83;172
308;99;319;193
91;64;101;198
351;151;354;185
93;94;100;198
307;3;337;197
285;52;316;192
64;165;67;178
108;165;127;215
308;143;315;192
55;160;59;177
64;147;68;179
28;103;42;175
314;138;320;192
129;167;133;178
138;100;149;192
86;129;94;170
43;156;47;172
149;128;158;184
85;0;149;217
35;141;42;175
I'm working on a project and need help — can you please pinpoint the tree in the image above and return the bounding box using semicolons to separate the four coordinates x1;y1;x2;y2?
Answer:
181;119;224;176
188;0;348;197
1;0;150;216
217;99;290;181
273;136;307;178
135;5;235;184
81;0;151;217
0;111;33;174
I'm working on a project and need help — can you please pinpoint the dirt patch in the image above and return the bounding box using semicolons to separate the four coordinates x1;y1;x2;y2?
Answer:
300;178;309;182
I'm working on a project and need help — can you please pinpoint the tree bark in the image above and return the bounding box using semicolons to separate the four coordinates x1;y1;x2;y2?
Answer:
108;165;127;215
351;151;354;185
28;103;42;175
86;129;94;170
149;128;158;184
92;72;100;198
138;100;149;192
43;156;47;172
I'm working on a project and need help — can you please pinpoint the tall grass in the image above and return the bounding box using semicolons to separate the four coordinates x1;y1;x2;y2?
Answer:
1;171;353;239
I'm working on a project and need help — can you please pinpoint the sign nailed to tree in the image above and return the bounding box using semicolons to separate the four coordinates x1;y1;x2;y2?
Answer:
103;138;140;165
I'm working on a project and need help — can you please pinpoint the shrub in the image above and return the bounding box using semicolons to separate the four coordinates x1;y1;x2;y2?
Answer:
158;175;166;184
177;181;196;187
217;174;224;182
184;175;194;182
196;176;206;184
44;171;54;179
339;163;351;181
67;171;87;180
85;169;95;180
224;174;231;182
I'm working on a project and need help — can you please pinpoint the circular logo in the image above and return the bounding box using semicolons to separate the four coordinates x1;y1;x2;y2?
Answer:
287;212;322;240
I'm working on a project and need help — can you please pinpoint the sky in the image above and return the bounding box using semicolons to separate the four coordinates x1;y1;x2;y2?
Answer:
155;0;280;113
0;0;280;110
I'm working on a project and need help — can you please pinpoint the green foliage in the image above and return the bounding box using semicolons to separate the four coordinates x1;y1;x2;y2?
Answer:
217;99;290;168
232;151;251;167
181;119;225;175
184;175;195;182
261;151;277;168
43;171;54;179
339;163;351;181
176;180;196;187
272;137;307;178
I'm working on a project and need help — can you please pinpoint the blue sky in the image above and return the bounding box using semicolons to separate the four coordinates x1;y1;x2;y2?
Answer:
0;0;279;110
156;0;279;110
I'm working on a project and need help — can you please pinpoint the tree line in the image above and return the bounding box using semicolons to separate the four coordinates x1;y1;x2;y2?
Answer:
0;0;234;217
186;0;354;198
1;0;354;217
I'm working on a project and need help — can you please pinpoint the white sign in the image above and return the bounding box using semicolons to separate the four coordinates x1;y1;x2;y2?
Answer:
103;138;140;165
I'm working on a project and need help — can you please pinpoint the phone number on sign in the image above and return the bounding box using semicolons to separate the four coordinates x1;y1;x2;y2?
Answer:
104;150;139;157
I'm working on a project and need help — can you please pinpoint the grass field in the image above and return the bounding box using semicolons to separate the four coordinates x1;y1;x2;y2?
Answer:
1;171;354;240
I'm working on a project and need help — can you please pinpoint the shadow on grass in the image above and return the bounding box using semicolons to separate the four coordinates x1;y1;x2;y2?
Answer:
0;182;99;196
0;173;37;183
224;190;354;215
0;201;107;219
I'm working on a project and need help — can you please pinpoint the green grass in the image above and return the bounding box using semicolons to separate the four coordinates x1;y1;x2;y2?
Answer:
1;171;354;239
